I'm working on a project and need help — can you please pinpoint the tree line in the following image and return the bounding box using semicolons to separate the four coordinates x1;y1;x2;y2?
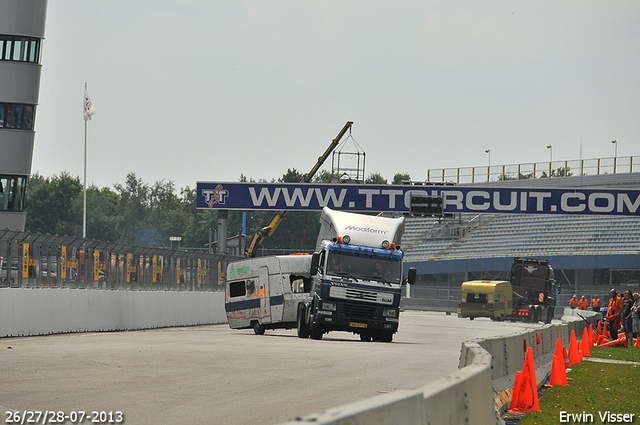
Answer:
25;170;412;253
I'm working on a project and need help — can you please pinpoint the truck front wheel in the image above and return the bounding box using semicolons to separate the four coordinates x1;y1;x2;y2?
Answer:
297;305;310;338
373;331;393;343
544;307;554;324
310;325;323;340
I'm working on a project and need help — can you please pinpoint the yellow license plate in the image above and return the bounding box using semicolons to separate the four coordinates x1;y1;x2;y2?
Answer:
350;322;367;328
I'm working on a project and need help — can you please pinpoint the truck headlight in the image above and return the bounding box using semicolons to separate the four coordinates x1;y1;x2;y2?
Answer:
383;308;397;318
322;301;336;311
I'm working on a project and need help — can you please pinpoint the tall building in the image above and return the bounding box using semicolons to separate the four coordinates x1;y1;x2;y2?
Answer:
0;0;47;231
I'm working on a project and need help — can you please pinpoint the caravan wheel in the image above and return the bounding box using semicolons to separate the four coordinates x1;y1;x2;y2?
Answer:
252;321;265;335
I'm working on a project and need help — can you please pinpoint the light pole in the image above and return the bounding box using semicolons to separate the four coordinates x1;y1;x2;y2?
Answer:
546;144;552;177
485;149;490;181
611;140;617;173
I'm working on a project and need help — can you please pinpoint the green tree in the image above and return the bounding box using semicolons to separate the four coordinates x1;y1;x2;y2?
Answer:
541;167;572;178
25;171;83;236
279;168;304;183
114;172;151;245
313;170;334;183
392;172;411;185
365;172;387;184
85;185;120;241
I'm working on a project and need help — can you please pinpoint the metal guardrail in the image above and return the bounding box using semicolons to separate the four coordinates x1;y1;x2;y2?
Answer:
0;229;238;291
407;249;640;262
427;155;639;184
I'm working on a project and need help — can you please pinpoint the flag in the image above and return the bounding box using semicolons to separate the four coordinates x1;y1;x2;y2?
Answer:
84;89;95;121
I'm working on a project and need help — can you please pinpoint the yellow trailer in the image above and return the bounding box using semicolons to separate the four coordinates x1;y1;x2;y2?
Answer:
459;280;513;320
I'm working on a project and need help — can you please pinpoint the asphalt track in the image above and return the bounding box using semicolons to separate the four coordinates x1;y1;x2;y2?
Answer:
0;311;545;425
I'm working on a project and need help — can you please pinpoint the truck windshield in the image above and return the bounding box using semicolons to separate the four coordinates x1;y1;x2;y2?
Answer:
326;251;402;285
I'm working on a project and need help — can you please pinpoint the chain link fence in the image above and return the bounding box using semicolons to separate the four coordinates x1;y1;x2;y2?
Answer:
0;229;239;291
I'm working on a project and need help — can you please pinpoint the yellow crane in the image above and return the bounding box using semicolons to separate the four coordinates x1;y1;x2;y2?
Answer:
246;121;353;258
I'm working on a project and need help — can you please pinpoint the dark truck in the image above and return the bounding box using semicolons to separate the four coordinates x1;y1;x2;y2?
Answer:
509;257;557;323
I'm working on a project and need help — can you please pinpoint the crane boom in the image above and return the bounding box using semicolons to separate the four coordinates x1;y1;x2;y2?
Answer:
246;121;353;258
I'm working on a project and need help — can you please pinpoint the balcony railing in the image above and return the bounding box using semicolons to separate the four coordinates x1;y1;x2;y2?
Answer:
426;155;638;184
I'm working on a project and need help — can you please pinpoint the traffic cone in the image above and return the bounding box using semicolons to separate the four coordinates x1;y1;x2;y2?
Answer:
596;335;608;346
569;330;581;365
507;347;540;413
554;337;563;358
563;346;571;370
509;371;522;410
600;335;626;348
635;337;640;348
589;324;596;347
577;340;582;359
546;354;568;387
546;339;568;387
581;327;591;357
597;320;602;335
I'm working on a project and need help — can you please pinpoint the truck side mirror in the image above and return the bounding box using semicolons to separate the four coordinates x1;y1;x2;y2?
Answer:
407;268;417;285
310;253;320;275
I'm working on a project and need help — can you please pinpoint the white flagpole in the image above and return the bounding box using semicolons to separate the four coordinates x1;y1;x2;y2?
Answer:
83;82;88;239
82;84;95;239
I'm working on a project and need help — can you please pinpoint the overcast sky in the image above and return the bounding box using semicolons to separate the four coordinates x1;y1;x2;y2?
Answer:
33;1;640;192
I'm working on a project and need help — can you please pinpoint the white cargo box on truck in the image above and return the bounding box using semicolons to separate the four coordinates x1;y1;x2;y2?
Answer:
225;254;312;334
316;207;405;251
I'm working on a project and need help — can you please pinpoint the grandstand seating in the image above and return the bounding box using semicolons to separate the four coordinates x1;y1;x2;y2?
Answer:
403;213;640;261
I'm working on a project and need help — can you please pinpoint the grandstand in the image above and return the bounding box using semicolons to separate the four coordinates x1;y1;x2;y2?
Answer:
402;172;640;306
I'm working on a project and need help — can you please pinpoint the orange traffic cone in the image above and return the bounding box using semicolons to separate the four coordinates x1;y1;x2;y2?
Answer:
589;324;595;347
546;354;568;387
546;339;568;387
563;346;571;370
577;340;583;360
507;347;540;413
635;337;640;348
596;335;608;346
569;330;581;365
581;327;591;357
600;335;626;347
597;320;602;335
554;337;563;358
510;371;522;410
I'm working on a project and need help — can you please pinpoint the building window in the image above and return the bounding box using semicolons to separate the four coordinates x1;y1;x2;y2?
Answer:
0;104;35;130
0;35;41;63
0;176;28;212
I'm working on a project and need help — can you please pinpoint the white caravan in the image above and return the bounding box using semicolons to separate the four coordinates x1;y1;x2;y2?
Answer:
225;254;312;334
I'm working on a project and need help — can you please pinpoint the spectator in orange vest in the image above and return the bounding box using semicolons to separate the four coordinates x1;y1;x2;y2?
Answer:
607;289;624;340
591;295;600;312
578;296;589;310
569;295;578;309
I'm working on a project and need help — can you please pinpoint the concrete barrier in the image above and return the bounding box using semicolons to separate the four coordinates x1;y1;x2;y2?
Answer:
0;288;227;337
279;308;601;425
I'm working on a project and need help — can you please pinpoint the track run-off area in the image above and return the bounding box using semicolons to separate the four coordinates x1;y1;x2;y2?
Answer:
1;311;548;425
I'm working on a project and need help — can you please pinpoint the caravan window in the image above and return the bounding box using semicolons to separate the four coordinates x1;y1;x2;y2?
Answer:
229;281;246;298
467;293;488;303
290;275;311;293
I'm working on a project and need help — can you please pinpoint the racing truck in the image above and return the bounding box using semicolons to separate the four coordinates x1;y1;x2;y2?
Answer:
296;207;416;342
508;257;557;323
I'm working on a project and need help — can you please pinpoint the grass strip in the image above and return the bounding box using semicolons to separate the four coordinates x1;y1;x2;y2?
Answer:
518;347;640;425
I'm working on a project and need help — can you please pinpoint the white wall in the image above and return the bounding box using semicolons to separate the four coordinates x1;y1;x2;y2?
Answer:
0;288;227;337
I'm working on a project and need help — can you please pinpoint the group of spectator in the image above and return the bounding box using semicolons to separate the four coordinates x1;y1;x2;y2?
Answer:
606;288;640;347
569;290;640;347
569;294;600;312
